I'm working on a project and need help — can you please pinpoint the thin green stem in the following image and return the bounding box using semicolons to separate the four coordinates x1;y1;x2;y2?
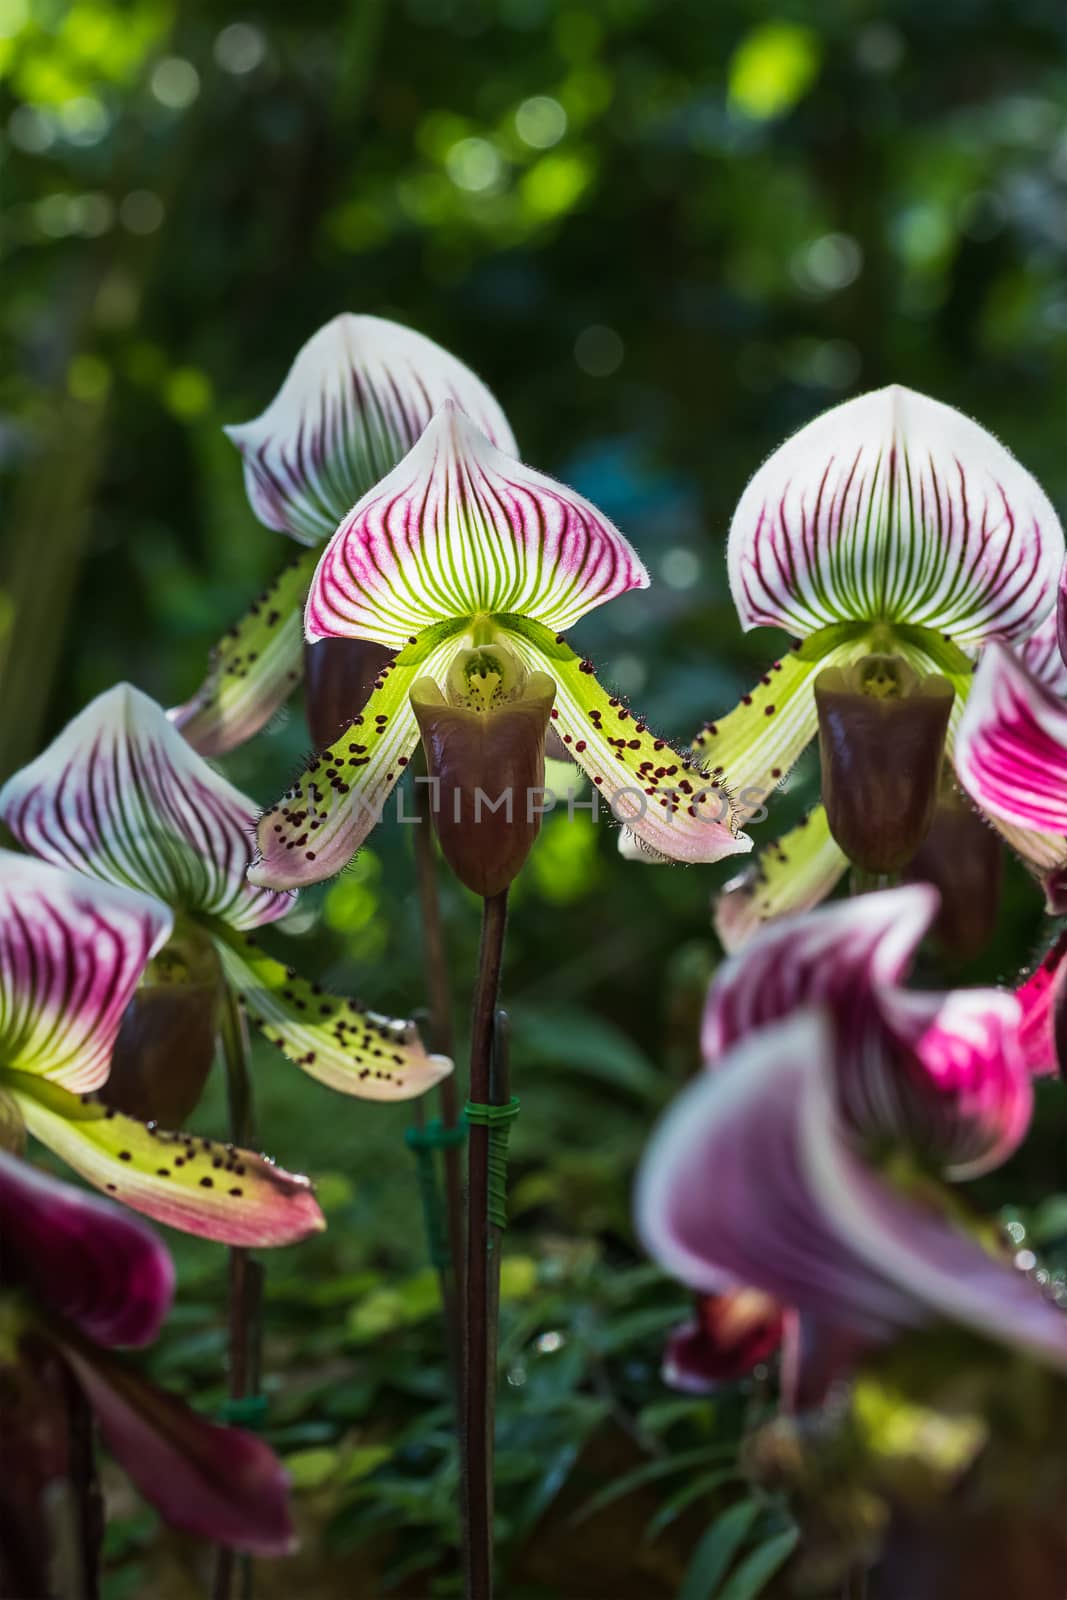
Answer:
462;891;509;1600
213;987;262;1600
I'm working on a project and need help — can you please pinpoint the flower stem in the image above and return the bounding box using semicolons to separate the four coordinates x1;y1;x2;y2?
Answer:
414;763;466;1316
213;987;263;1600
462;890;509;1600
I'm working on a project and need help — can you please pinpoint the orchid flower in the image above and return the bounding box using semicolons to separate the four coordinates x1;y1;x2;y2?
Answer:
956;631;1067;910
636;1010;1067;1396
663;1289;785;1394
702;884;1031;1181
249;402;751;888
692;387;1064;946
0;1149;293;1570
0;850;323;1246
171;314;517;756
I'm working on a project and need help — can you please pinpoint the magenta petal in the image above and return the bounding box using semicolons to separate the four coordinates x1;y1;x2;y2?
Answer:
1020;609;1067;698
955;643;1067;834
636;1011;1067;1370
1016;932;1067;1078
663;1290;784;1394
880;987;1033;1178
702;884;937;1062
0;1151;173;1347
0;850;173;1094
701;886;1029;1179
60;1337;294;1556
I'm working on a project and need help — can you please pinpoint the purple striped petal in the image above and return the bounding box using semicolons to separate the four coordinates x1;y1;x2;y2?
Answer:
0;684;293;931
12;1077;325;1247
636;1011;1067;1371
955;642;1067;835
1016;931;1067;1078
703;885;937;1060
305;403;649;649
713;806;848;953
0;1150;173;1347
703;887;1030;1179
729;387;1064;644
59;1336;294;1555
227;313;517;545
0;851;172;1094
1019;609;1067;698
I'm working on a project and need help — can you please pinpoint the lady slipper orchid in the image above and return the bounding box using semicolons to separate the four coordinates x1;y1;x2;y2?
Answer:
0;850;323;1246
0;1150;293;1572
411;641;557;898
702;885;1031;1181
0;682;448;1105
636;1010;1067;1392
171;314;516;756
664;1289;785;1394
250;402;751;888
956;636;1067;910
696;387;1064;942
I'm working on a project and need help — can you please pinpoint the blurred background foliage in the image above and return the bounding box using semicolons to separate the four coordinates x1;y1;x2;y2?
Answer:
2;0;1066;1595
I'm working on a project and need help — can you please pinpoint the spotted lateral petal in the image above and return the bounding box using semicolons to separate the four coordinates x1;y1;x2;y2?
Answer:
0;851;172;1094
0;684;293;931
10;1074;324;1246
729;386;1064;644
249;634;458;889
692;629;863;823
60;1335;294;1555
228;313;517;545
306;403;649;649
170;549;318;757
955;643;1067;838
714;806;847;953
1016;931;1067;1078
704;887;1030;1180
636;1011;1067;1370
504;621;750;864
211;925;451;1100
0;1150;174;1347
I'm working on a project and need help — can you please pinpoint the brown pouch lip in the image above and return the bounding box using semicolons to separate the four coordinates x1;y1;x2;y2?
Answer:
815;656;954;876
412;670;556;899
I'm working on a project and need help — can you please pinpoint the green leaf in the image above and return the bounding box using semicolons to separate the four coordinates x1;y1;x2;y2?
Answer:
644;1469;742;1545
717;1527;799;1599
678;1500;761;1600
571;1444;734;1527
286;1446;341;1490
510;1004;665;1104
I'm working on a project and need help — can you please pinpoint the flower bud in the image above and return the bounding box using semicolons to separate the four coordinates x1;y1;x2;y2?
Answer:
412;642;556;899
815;655;954;875
903;783;1002;960
102;933;222;1127
304;637;396;750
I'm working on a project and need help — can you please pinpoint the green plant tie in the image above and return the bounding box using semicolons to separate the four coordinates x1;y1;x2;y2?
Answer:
217;1394;269;1431
405;1118;467;1268
463;1096;520;1230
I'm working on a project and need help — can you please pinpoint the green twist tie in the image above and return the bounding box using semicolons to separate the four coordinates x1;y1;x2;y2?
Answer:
463;1096;520;1230
218;1394;269;1431
405;1119;464;1268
